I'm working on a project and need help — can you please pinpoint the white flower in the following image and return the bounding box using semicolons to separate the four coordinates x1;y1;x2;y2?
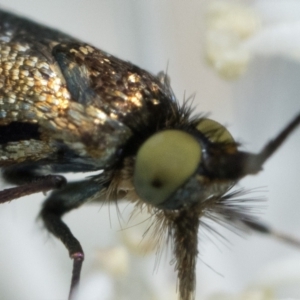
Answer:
205;0;300;79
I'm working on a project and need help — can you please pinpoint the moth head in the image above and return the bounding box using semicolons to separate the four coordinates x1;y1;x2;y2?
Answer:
133;118;239;209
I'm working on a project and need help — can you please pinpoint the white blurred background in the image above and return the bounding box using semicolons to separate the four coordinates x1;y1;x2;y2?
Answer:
0;0;300;299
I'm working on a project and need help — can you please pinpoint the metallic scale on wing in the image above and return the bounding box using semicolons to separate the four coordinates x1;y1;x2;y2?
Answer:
0;9;299;300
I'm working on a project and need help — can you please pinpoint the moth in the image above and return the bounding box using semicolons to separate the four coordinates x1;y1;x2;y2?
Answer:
0;9;299;300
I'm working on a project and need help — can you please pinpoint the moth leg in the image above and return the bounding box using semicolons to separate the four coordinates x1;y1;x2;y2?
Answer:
40;178;105;300
243;220;300;249
0;164;66;203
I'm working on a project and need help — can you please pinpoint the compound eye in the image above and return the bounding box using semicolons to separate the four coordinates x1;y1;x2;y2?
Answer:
134;130;201;206
196;118;235;143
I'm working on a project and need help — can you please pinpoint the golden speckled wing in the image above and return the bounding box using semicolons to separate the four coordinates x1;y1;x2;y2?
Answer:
0;10;178;169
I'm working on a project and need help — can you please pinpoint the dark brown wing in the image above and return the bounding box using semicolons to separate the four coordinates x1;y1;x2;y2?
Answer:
0;10;181;169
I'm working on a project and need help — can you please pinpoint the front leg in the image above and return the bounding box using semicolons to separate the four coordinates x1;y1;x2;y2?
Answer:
0;164;67;203
40;176;109;300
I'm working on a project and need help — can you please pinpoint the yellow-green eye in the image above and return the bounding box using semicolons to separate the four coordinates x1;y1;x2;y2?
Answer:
134;130;201;206
196;118;234;143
